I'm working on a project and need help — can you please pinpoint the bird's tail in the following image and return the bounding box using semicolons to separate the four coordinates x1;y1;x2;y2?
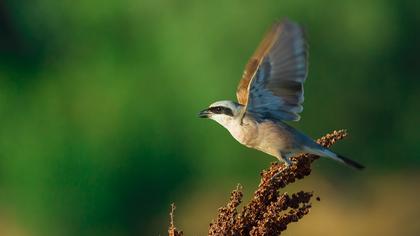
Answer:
305;146;365;170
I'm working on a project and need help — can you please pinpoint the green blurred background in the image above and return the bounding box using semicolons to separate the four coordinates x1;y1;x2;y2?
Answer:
0;0;419;235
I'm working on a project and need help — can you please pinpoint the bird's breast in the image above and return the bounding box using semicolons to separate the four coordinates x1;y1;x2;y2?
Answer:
226;120;259;148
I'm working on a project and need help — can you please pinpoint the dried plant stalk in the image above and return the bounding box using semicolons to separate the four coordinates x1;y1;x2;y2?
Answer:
208;184;243;235
168;203;183;236
248;191;313;236
168;130;348;236
232;129;347;235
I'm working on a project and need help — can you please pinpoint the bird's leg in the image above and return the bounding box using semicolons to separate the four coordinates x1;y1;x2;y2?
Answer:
278;151;292;167
282;153;292;167
270;152;291;182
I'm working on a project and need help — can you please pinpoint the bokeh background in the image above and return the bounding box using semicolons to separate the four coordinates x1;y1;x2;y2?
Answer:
0;0;419;235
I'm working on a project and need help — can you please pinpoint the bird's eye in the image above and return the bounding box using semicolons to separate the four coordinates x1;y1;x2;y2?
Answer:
210;107;223;114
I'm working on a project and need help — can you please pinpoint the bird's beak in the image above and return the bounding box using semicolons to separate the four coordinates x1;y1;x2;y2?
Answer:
198;108;211;118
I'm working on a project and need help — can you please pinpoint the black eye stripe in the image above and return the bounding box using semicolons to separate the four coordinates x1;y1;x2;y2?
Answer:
209;106;233;116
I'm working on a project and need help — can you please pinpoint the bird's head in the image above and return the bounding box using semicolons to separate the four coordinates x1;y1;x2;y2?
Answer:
198;100;243;126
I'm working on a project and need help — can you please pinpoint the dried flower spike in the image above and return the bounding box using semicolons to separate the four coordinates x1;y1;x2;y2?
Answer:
168;203;183;236
168;130;349;236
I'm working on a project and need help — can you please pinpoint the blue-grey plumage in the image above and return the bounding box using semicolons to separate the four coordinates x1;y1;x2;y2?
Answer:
198;19;364;170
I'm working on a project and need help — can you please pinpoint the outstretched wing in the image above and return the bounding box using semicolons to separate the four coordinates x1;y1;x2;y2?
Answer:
236;19;308;121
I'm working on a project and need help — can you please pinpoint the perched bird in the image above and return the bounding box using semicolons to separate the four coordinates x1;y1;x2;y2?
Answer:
198;19;364;169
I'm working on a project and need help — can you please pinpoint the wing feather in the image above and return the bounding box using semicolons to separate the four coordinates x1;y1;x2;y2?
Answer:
236;19;308;121
236;23;283;105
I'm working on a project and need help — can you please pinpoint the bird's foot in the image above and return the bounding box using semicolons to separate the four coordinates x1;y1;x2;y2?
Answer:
269;161;291;183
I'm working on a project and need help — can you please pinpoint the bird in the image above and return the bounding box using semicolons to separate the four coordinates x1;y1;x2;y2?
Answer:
198;19;364;170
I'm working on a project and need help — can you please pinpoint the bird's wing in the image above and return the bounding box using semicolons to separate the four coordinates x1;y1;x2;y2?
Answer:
236;19;308;121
